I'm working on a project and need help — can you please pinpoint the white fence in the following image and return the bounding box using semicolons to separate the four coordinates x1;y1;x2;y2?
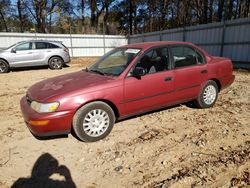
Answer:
129;18;250;68
0;33;127;57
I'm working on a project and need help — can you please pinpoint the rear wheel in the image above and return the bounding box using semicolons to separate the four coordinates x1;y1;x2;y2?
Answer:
48;57;63;69
195;80;218;108
73;101;115;142
0;60;9;73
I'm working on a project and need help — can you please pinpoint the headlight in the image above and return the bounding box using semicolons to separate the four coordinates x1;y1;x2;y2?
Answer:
30;101;59;113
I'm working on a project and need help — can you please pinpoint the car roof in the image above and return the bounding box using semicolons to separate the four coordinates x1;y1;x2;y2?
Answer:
121;41;196;50
17;40;62;44
121;41;209;56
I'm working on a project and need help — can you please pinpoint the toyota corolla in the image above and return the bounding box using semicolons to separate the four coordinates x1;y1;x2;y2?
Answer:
20;41;235;142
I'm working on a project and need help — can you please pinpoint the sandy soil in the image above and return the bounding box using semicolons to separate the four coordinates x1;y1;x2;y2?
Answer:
0;58;249;188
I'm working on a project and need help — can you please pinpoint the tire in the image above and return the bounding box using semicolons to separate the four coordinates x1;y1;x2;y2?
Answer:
72;101;115;142
195;80;218;108
0;60;10;73
48;57;63;70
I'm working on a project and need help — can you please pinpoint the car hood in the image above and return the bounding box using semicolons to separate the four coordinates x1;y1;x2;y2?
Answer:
28;70;119;102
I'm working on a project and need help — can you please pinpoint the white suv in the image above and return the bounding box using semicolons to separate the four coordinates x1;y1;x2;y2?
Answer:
0;40;70;73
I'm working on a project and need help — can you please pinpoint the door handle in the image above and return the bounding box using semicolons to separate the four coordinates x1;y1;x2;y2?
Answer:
201;70;208;74
27;52;33;54
165;77;173;81
47;51;51;52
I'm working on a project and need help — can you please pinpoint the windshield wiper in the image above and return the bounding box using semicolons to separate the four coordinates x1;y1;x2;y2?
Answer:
89;69;105;75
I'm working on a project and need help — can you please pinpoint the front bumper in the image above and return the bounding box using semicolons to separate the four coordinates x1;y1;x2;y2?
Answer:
20;96;74;137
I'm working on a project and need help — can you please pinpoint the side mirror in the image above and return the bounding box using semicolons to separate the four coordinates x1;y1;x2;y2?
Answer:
133;67;146;79
11;48;16;53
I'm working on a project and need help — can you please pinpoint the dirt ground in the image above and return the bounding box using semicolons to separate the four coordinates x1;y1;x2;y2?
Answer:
0;58;249;188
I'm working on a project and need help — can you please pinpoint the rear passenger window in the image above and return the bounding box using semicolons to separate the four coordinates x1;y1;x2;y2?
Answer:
35;42;48;49
171;46;197;68
48;43;59;48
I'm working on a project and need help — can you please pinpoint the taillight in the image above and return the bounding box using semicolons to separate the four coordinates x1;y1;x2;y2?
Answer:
64;48;69;53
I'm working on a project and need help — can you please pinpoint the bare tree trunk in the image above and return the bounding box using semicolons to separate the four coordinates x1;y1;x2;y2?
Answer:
170;6;174;28
48;0;54;33
104;0;109;35
208;0;214;22
225;0;233;20
245;0;250;17
160;0;167;30
176;0;180;26
81;0;85;33
237;0;242;18
49;13;52;33
90;0;96;28
182;0;191;26
129;0;133;35
133;3;137;34
0;10;8;32
218;0;225;21
203;0;208;23
33;0;47;33
17;0;24;32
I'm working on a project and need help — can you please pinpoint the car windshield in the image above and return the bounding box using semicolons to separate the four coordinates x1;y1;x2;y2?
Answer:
5;42;19;49
89;48;141;76
5;42;22;50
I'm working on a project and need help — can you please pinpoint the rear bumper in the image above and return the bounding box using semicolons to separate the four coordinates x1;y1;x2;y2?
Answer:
220;74;235;90
64;55;71;64
20;97;73;137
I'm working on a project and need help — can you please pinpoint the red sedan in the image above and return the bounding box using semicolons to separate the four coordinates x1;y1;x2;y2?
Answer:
20;41;235;142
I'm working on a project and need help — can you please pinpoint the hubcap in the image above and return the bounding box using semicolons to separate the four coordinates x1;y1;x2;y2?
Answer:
0;61;7;73
83;109;110;137
203;85;216;105
51;58;62;69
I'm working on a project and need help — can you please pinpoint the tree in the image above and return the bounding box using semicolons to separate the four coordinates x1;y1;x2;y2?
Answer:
225;0;233;20
1;0;250;34
103;0;111;34
17;0;33;32
81;0;85;33
218;0;225;21
0;0;11;31
208;0;215;22
21;0;73;33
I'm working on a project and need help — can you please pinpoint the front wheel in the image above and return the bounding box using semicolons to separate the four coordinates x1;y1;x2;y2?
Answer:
48;57;63;69
195;80;218;108
72;102;115;142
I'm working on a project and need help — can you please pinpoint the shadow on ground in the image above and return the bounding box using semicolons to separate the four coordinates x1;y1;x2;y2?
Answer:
10;64;70;72
11;153;76;188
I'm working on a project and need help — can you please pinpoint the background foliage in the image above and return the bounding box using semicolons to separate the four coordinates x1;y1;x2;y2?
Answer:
0;0;249;35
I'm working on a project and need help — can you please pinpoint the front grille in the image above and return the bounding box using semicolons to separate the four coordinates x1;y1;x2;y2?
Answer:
26;94;32;106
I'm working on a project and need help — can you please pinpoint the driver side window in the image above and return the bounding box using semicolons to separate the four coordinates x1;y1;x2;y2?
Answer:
134;47;169;75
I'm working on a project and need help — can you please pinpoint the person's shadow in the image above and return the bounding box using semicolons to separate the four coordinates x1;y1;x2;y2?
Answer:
11;153;76;188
